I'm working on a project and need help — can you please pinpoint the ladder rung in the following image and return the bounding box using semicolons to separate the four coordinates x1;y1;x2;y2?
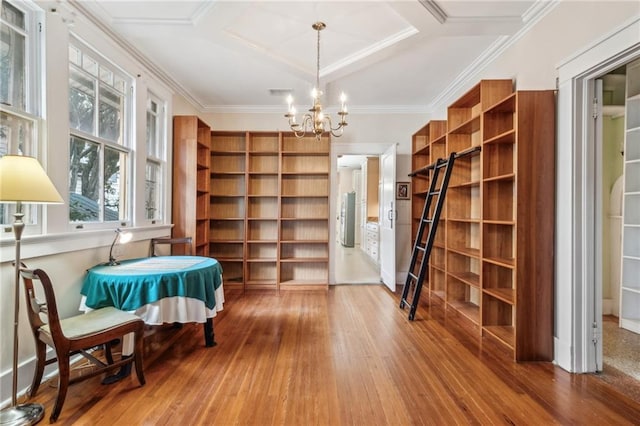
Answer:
429;190;441;196
422;218;432;223
408;272;417;280
415;245;425;252
400;298;414;307
435;161;449;169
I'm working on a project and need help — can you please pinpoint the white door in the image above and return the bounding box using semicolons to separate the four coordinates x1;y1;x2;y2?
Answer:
380;144;396;291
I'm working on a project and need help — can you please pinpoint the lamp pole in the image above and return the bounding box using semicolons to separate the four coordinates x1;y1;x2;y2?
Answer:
0;201;45;426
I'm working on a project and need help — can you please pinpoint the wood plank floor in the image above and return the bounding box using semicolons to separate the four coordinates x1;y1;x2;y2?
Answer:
27;285;640;425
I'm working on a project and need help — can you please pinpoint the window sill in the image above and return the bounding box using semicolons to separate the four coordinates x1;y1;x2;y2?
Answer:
0;224;173;263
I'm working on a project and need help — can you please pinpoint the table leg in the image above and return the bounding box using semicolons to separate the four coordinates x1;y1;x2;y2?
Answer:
102;332;133;384
204;318;216;347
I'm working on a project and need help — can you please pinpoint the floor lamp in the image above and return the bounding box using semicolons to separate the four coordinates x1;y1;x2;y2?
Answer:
0;155;63;426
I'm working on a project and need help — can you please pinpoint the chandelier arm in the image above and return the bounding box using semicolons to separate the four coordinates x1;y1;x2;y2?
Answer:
324;115;346;133
330;127;344;138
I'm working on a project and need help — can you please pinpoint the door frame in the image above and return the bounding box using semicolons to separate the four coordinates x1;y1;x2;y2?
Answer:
329;142;392;285
379;143;397;292
556;18;640;372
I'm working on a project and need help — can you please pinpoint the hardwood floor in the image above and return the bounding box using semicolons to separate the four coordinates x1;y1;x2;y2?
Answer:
26;285;640;425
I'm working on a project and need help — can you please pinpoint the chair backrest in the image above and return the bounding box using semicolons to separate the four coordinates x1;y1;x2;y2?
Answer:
20;268;65;343
150;236;193;256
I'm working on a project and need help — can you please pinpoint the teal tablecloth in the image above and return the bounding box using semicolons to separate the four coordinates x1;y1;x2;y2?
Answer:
81;256;223;311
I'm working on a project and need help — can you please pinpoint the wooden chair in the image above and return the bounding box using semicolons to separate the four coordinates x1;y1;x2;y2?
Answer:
20;267;145;423
150;236;193;256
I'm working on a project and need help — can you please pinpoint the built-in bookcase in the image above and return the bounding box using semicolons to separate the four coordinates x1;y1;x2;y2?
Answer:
246;132;280;290
279;134;330;290
205;129;330;292
445;80;512;328
210;131;247;289
408;80;555;361
410;121;447;302
172;116;211;256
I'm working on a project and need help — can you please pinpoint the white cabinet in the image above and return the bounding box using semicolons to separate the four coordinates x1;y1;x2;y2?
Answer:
620;58;640;334
365;222;379;263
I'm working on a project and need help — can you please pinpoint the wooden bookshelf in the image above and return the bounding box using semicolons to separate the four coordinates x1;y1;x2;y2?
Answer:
172;116;211;256
279;133;330;290
202;130;330;292
408;80;555;361
245;132;279;290
410;120;447;305
444;80;512;329
480;89;555;361
210;131;247;290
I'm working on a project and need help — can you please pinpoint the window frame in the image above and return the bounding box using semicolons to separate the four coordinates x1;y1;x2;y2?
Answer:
144;91;167;224
0;0;44;234
67;36;134;229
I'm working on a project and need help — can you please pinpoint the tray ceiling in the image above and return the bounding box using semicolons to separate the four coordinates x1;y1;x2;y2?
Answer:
72;0;553;113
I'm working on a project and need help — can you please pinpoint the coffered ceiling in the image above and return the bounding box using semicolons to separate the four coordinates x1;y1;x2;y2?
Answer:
71;0;556;114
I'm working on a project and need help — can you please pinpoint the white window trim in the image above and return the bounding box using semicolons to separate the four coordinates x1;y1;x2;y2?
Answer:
67;36;134;229
143;90;168;225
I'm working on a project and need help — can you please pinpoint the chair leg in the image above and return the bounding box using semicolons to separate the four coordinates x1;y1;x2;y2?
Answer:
104;341;114;365
51;352;71;423
29;340;47;397
133;329;145;386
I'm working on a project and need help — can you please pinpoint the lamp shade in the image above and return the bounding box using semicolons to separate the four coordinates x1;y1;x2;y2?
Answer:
0;155;63;204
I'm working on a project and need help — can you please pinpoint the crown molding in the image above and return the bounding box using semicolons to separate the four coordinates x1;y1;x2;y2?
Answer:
428;0;560;112
201;104;432;115
68;0;206;111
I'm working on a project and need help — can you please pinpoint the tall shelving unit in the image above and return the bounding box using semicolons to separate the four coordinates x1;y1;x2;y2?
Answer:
279;133;330;290
481;90;555;360
172;116;211;256
209;131;247;291
203;129;330;292
445;80;513;329
246;132;280;290
620;58;640;334
408;80;555;361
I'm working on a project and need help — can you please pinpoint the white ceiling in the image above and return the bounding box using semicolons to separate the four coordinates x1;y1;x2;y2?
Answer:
71;0;554;114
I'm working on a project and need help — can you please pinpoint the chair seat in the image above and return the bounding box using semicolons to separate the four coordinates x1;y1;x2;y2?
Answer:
41;307;141;340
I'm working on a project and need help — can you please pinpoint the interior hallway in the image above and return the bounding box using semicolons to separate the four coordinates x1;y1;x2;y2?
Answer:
334;241;380;284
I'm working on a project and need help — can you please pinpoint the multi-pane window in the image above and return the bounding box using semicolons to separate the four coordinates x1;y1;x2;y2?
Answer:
1;1;26;110
1;0;40;226
145;93;165;221
68;42;131;224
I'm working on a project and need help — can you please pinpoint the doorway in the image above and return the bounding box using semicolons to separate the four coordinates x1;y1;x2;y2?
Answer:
576;49;640;394
594;62;640;383
330;142;394;285
335;154;380;284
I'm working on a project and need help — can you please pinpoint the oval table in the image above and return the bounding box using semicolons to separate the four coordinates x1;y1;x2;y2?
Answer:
80;256;224;381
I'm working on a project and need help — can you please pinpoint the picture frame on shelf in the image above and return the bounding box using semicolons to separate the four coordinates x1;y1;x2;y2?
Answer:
396;182;410;200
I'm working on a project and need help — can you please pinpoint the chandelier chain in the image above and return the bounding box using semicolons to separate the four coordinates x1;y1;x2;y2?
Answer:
316;25;321;90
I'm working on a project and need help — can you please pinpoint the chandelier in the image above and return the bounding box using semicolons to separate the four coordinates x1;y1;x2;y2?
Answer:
285;22;348;140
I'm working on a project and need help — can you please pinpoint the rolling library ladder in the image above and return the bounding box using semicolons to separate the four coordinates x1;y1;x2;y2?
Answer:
400;147;480;320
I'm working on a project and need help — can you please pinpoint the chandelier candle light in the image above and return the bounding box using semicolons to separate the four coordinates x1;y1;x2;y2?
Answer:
285;22;348;139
